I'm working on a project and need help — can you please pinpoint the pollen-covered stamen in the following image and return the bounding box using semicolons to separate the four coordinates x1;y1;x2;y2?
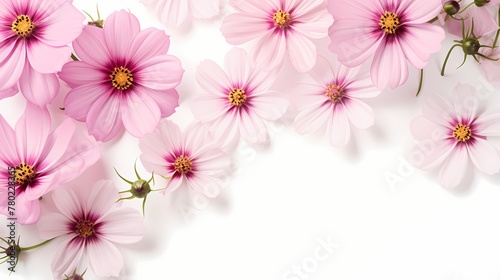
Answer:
174;155;192;174
273;10;291;28
379;11;400;35
453;123;472;142
228;88;247;107
75;220;96;238
326;85;344;103
11;15;34;38
110;66;134;90
13;163;36;187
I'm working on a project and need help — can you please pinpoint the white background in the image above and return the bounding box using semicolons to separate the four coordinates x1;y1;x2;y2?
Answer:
2;0;500;279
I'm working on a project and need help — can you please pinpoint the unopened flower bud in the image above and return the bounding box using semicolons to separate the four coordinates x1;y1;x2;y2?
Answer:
130;179;152;198
444;1;460;15
474;0;491;7
462;37;481;54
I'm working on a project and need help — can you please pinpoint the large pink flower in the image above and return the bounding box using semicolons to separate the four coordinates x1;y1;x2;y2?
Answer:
0;104;100;224
141;0;220;28
220;0;333;72
37;180;145;278
139;120;230;197
0;0;84;106
190;48;288;147
329;0;446;89
58;10;184;142
409;83;500;188
293;56;381;147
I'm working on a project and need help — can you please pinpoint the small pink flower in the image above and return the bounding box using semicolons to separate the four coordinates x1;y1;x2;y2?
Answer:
329;0;446;89
37;180;145;278
141;0;220;28
58;10;184;142
191;48;288;147
293;56;381;147
220;0;333;72
139;120;230;197
0;104;100;224
409;83;500;188
0;0;84;106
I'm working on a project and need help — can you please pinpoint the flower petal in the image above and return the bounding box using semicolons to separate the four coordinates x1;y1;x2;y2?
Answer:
196;60;232;97
328;104;351;147
251;30;287;71
371;39;408;89
120;89;161;138
128;28;170;63
35;1;85;46
87;238;123;277
73;25;112;67
15;103;51;163
467;138;500;175
86;93;123;142
19;64;59;107
398;24;445;69
0;40;25;90
220;13;269;45
294;102;331;135
342;98;374;129
58;61;108;88
104;10;141;59
98;207;145;244
51;236;85;279
64;84;111;122
135;55;184;90
189;0;219;19
26;40;71;73
286;30;317;72
438;145;468;188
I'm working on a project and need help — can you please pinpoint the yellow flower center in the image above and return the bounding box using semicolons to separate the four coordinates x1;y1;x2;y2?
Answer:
273;10;291;28
11;15;34;38
174;155;192;174
110;66;134;90
326;85;344;103
453;123;472;142
379;11;400;35
75;220;95;238
228;88;247;107
13;163;36;186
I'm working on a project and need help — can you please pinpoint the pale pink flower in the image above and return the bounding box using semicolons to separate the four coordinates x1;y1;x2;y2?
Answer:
139;120;230;197
329;0;446;89
58;10;184;142
220;0;333;72
141;0;220;28
439;0;499;38
0;0;84;106
293;56;381;147
37;180;145;278
409;83;500;188
0;104;100;224
190;48;288;147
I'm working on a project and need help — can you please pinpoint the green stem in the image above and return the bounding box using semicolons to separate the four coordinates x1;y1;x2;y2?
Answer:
458;2;475;15
428;16;438;23
21;238;53;251
441;44;461;76
493;6;500;49
416;69;424;97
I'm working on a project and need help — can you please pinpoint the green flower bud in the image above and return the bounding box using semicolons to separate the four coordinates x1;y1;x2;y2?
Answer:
443;1;460;16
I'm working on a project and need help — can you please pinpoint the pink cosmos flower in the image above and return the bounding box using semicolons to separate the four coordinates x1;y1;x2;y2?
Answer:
0;0;84;106
220;0;333;72
293;56;381;147
409;83;500;188
190;48;288;147
58;10;184;142
139;120;230;197
37;180;145;278
0;104;100;224
141;0;220;28
439;0;499;38
329;0;446;89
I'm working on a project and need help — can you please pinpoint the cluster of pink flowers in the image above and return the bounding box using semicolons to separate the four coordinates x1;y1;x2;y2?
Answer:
1;0;500;278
